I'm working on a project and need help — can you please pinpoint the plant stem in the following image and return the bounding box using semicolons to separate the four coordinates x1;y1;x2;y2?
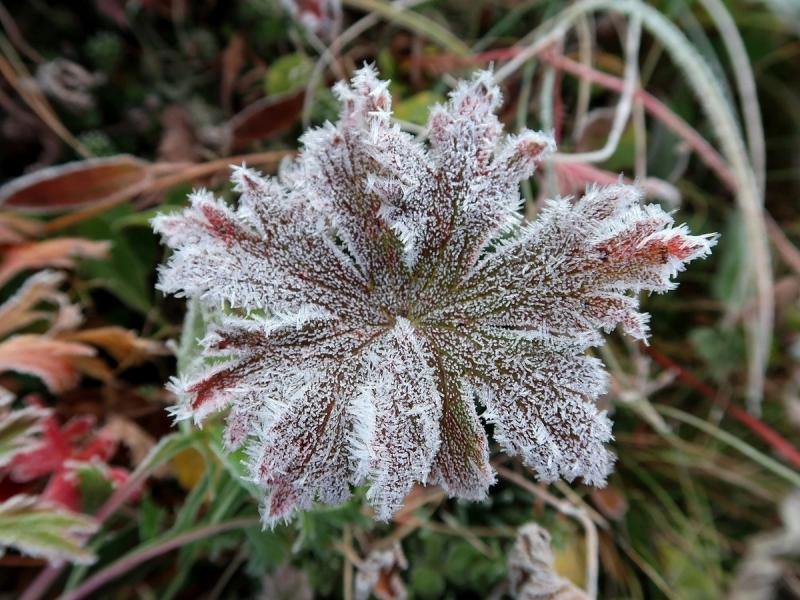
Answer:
61;518;259;600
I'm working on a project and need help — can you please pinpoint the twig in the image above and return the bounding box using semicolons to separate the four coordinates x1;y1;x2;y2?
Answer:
0;39;89;157
342;526;355;600
0;3;43;63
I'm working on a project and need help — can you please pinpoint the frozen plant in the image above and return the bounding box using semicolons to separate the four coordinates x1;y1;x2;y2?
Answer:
153;66;716;525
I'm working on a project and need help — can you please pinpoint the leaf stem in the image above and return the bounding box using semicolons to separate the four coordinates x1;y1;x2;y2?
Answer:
61;517;259;600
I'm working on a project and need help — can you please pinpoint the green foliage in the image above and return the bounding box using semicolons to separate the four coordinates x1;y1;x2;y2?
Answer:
78;131;118;157
0;405;46;468
84;31;123;73
0;496;97;564
394;91;446;125
689;326;746;382
76;465;115;514
76;205;158;315
264;53;314;96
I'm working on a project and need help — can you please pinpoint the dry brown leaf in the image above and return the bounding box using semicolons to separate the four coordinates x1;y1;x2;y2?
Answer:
589;485;628;521
226;91;304;151
0;213;44;244
0;335;94;393
0;156;150;213
68;355;114;383
61;326;168;367
355;543;408;600
157;105;199;164
0;270;80;338
101;415;157;469
220;34;246;114
508;523;590;600
0;238;109;287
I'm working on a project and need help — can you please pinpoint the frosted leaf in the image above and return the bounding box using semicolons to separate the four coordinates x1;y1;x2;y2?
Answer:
355;318;442;520
153;67;716;525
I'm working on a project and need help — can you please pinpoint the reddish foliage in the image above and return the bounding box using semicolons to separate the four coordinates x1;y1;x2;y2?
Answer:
4;399;131;512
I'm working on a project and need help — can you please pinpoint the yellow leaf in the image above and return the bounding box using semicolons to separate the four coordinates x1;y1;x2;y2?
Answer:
170;447;206;491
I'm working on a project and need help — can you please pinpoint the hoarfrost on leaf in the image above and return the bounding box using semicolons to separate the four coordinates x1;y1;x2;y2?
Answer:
153;65;716;526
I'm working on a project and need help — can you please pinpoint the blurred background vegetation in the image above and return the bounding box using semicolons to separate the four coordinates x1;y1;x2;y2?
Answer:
0;0;799;598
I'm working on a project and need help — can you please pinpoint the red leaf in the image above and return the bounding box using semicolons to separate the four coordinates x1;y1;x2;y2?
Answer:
0;156;149;214
227;91;304;151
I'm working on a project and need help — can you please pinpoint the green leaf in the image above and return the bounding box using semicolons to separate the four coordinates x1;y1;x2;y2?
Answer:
689;326;745;381
75;206;157;315
81;235;152;314
244;527;290;576
410;565;446;599
76;464;115;514
0;495;97;564
394;91;445;125
0;405;47;467
264;53;313;96
138;495;165;541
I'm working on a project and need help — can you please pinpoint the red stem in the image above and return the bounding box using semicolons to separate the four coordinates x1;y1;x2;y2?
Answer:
416;48;738;192
643;344;800;470
61;518;259;600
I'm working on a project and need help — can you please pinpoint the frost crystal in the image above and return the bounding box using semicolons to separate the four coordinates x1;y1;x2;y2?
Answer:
153;66;716;525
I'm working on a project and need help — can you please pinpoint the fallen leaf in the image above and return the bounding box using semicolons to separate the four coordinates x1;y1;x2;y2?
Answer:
220;34;246;114
0;270;81;338
0;401;49;468
94;0;129;28
283;0;341;42
61;326;168;367
101;415;156;469
0;238;109;287
6;408;131;513
226;91;304;151
157;105;199;164
68;355;114;383
0;213;44;244
170;447;205;491
730;491;800;599
0;156;150;213
0;336;95;393
260;564;313;600
590;485;628;521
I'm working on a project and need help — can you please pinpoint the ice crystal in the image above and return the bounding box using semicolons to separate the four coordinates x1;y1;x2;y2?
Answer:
153;66;716;525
